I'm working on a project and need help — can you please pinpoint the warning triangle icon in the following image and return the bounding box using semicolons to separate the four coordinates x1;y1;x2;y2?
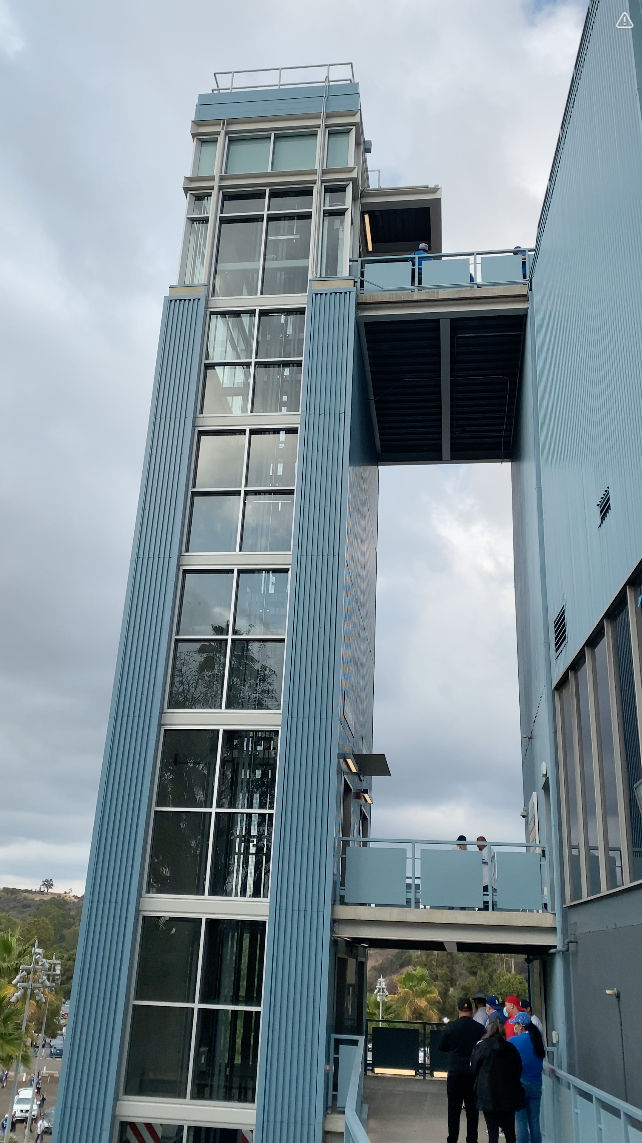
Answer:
616;11;634;27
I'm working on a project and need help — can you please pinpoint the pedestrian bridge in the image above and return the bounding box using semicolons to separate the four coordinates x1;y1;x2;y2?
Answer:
333;838;557;954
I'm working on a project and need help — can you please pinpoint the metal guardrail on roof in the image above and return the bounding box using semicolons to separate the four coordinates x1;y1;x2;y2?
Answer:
212;63;355;92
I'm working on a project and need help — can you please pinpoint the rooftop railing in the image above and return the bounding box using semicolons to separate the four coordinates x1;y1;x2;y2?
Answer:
212;63;355;92
336;837;549;912
351;248;533;294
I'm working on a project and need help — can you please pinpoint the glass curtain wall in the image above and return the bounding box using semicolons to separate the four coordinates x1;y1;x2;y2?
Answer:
613;601;642;880
183;195;212;285
202;309;304;416
213;190;312;297
594;631;624;886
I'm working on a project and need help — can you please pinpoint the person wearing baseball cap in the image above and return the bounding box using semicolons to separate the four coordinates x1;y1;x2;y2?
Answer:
440;997;485;1143
485;996;505;1023
503;995;523;1038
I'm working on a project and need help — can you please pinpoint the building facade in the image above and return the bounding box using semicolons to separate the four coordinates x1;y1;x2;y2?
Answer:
53;4;642;1141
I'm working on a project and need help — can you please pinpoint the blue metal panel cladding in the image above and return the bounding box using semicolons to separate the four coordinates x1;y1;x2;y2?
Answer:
254;286;357;1143
195;82;360;122
531;0;642;681
52;292;207;1143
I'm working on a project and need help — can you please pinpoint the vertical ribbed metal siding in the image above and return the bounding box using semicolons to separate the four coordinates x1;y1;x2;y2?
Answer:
52;293;207;1143
254;287;356;1143
532;0;642;680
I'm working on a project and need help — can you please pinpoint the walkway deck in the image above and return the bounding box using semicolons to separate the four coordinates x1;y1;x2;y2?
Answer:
333;903;557;953
364;1074;449;1143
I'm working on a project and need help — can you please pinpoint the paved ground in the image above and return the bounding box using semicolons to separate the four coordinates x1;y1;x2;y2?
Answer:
364;1074;449;1143
0;1056;60;1134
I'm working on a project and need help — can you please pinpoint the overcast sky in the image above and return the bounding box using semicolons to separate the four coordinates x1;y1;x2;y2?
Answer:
0;0;586;892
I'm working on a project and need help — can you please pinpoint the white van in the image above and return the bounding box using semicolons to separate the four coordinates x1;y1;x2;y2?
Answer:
13;1090;35;1122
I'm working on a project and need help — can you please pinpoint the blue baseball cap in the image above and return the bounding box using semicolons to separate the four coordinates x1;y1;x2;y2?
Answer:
513;1012;531;1026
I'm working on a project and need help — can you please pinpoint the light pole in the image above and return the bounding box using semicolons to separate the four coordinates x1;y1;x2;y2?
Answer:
374;975;388;1026
3;944;60;1143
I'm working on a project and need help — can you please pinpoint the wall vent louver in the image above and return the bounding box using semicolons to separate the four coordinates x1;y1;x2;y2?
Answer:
598;487;611;527
553;606;567;657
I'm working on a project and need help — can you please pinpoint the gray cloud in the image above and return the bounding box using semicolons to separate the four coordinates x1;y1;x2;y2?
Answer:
0;0;585;888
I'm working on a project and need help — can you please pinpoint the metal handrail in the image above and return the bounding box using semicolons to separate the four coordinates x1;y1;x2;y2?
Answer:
344;1037;370;1143
352;248;534;294
542;1063;642;1141
212;63;355;92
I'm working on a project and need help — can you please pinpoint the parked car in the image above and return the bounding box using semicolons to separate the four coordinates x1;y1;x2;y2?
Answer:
13;1092;35;1122
49;1036;65;1058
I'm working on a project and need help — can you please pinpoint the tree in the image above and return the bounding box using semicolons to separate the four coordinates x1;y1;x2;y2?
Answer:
386;967;441;1022
0;995;31;1070
19;918;55;952
40;879;54;894
0;932;28;986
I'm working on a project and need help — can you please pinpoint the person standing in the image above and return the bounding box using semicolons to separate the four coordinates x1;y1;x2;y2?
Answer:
35;1117;47;1142
520;1000;543;1034
503;995;524;1038
512;1012;545;1143
472;992;489;1029
440;997;485;1143
471;1017;524;1143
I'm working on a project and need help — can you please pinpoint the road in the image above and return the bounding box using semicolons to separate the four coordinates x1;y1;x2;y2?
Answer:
0;1054;61;1136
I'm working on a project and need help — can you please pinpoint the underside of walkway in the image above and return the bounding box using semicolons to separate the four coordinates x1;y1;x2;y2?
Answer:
333;903;557;954
364;1074;448;1143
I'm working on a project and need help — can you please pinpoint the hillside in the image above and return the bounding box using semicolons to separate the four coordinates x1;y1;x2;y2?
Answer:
0;887;83;993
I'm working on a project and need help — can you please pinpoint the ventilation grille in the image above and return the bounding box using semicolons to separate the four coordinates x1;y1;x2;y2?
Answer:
553;606;567;656
598;487;611;527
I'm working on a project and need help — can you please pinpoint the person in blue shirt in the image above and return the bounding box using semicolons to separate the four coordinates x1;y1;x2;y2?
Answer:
511;1011;545;1143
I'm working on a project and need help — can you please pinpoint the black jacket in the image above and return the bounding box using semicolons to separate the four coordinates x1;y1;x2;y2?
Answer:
471;1036;525;1112
440;1016;485;1075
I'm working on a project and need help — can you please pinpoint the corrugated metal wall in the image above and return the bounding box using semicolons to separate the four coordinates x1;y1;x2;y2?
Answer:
52;292;207;1143
531;0;642;680
254;286;357;1143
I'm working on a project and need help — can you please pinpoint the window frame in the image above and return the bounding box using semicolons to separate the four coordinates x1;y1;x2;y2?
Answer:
212;188;314;299
223;130;319;176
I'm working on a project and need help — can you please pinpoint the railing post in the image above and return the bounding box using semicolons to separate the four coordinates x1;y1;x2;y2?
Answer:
411;840;416;908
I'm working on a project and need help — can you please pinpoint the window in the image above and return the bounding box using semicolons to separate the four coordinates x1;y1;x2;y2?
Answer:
576;658;600;895
326;129;351;168
182;195;212;285
146;729;278;899
225;131;317;175
201;309;304;417
196;139;218;177
321;186;347;276
558;682;581;900
186;429;298;554
119;1129;248;1143
213;190;312;297
594;631;624;887
125;915;266;1105
167;568;289;711
613;601;642;880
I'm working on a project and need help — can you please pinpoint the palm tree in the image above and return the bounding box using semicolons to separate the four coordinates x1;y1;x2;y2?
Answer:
386;967;441;1022
0;995;31;1070
0;932;27;987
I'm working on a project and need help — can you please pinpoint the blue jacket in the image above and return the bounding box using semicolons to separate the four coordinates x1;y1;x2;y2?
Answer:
512;1030;543;1086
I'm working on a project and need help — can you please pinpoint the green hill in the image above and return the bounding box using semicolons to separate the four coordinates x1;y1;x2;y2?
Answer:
0;887;83;994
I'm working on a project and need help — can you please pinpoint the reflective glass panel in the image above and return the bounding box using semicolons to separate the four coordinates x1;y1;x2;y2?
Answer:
135;916;201;1002
191;1008;260;1102
247;431;297;487
188;494;240;553
184;220;208;285
190;195;212;217
220;192;265;215
147;811;210;895
120;1127;183;1143
200;919;265;1005
178;572;233;637
187;1131;249;1143
613;603;642;880
157;729;219;808
268;188;314;211
194;434;245;489
252;363;301;414
271;133;317;171
125;1005;192;1097
262;216;311;295
207;312;255;360
241;493;294;552
256;310;305;358
210;813;272;897
576;659;600;896
321;212;345;276
202;366;250;415
214;218;263;297
324;187;346;207
594;632;624;887
226;641;285;710
559;682;581;900
218;731;278;810
234;570;288;636
197;138;218;176
225;136;271;174
168;640;227;709
326;129;351;167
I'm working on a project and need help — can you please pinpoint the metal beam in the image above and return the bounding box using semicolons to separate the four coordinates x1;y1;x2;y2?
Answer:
440;318;451;461
332;904;557;953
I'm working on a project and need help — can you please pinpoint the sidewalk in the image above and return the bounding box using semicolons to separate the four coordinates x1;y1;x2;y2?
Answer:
364;1073;448;1143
